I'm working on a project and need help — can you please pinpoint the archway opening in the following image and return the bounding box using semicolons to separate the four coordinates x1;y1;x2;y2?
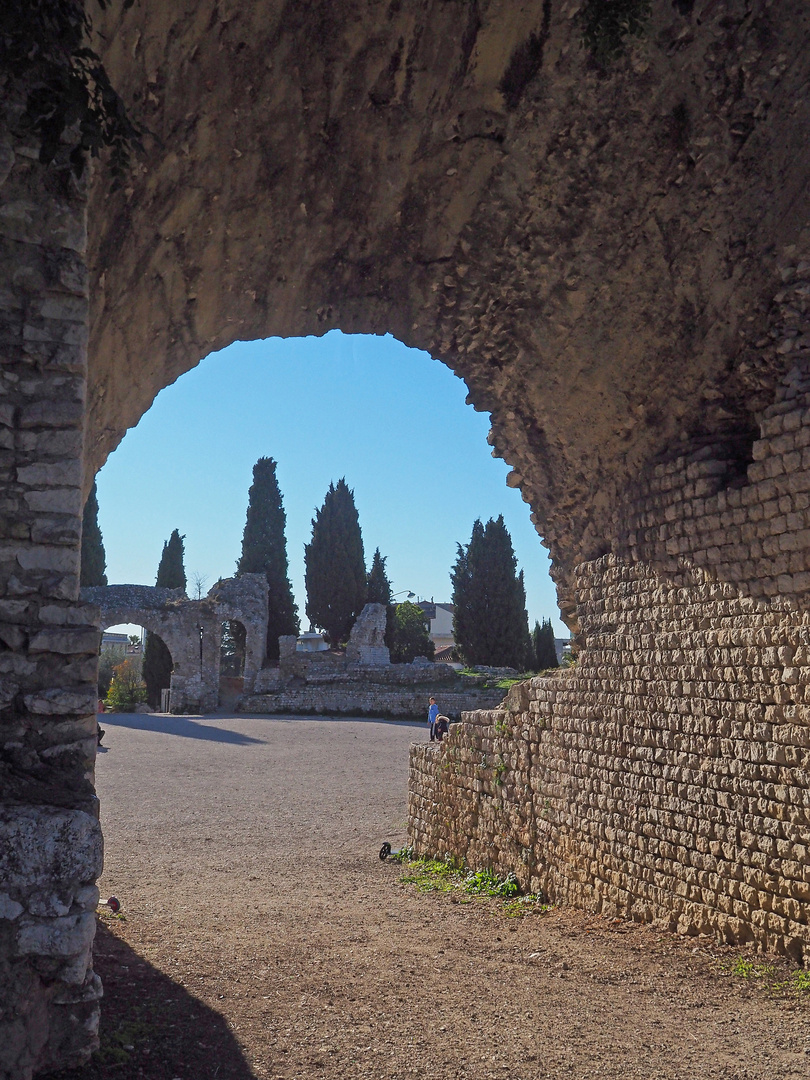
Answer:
96;331;568;660
219;619;247;710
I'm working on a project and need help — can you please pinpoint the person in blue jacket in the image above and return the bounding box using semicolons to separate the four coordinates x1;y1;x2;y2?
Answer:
427;697;439;741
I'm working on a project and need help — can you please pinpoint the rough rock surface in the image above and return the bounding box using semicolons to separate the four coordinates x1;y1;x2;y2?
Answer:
87;0;810;614
345;602;390;665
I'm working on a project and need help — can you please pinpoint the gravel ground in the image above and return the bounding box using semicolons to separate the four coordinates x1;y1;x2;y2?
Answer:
44;711;809;1080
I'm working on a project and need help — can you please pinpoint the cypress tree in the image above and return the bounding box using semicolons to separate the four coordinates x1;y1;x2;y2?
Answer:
236;457;299;662
366;548;392;604
533;618;559;670
80;479;107;586
451;515;531;669
367;547;396;648
143;530;186;708
304;478;366;647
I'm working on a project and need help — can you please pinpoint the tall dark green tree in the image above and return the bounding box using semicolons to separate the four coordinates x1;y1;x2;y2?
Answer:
236;457;299;662
305;479;366;647
366;548;392;605
367;547;397;648
451;515;531;669
143;530;186;708
80;480;107;586
532;618;559;670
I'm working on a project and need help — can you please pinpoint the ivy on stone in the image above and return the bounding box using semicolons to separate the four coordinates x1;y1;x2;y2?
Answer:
142;529;186;708
451;515;531;669
80;479;107;587
236;457;299;663
576;0;653;65
305;479;366;647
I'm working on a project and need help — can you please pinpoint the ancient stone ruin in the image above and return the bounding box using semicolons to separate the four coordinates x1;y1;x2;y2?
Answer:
81;575;269;712
2;2;810;1077
242;603;507;717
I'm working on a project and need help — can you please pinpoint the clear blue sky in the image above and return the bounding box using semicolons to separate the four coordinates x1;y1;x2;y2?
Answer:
97;332;567;637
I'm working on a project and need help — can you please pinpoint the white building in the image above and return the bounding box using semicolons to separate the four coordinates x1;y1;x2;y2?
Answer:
417;601;455;651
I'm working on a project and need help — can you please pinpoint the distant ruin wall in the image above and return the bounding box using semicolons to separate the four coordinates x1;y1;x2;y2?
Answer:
409;365;810;959
242;684;505;719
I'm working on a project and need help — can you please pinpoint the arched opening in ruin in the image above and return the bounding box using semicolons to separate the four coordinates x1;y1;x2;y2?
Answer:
6;6;810;1073
95;332;566;649
99;616;174;712
219;619;247;710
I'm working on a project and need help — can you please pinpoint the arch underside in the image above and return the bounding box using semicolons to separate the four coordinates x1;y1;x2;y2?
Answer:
4;3;810;1077
88;0;810;615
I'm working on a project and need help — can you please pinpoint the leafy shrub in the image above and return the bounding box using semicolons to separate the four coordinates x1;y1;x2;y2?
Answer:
105;659;146;712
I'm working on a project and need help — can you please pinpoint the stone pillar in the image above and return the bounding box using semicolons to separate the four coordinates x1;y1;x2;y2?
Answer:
0;111;102;1078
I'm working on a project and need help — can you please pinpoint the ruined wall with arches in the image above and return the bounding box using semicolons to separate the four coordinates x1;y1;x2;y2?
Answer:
83;577;269;713
2;1;810;1076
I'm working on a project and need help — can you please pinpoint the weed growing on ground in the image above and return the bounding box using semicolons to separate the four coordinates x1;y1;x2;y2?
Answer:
502;896;553;918
400;857;459;893
727;956;775;980
721;954;810;997
395;855;548;916
463;868;519;898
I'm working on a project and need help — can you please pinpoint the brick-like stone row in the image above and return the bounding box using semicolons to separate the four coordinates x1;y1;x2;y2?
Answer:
0;94;103;1078
409;366;810;961
242;685;506;718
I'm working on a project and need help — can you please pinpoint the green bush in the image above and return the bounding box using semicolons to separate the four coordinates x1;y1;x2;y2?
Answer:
105;659;146;712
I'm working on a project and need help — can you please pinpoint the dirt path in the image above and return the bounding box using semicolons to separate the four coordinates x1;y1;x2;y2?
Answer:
46;712;808;1080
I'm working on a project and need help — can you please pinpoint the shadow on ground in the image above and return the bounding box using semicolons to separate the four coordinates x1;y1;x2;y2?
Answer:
101;713;265;745
40;919;257;1080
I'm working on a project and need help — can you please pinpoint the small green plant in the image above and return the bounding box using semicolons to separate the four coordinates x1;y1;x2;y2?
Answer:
396;855;551;917
463;868;519;898
789;970;810;993
726;956;776;980
399;856;459;893
493;757;507;786
388;845;414;863
502;896;552;918
495;676;526;690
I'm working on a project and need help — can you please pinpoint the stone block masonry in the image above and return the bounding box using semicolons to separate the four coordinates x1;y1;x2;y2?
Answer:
0;93;103;1079
409;369;810;961
242;684;506;719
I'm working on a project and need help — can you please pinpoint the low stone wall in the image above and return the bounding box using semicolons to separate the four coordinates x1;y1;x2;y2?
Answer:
241;685;506;718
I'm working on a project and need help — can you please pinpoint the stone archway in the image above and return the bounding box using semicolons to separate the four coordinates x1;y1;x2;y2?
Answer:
83;577;269;714
3;2;810;1077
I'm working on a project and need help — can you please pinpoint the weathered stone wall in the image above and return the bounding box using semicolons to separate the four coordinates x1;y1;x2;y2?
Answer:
0;94;102;1078
242;683;505;719
409;356;810;959
85;0;810;614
